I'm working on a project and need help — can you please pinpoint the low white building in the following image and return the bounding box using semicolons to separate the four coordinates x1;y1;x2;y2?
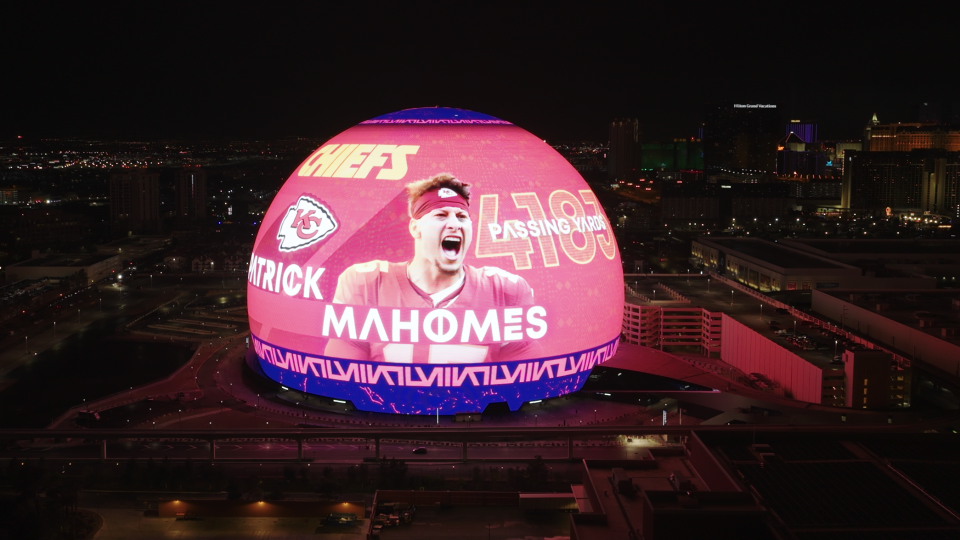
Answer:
5;253;121;284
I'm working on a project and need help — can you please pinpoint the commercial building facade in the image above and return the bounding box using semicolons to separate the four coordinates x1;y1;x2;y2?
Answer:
863;120;960;152
841;150;960;216
691;237;862;292
619;275;910;408
622;275;916;408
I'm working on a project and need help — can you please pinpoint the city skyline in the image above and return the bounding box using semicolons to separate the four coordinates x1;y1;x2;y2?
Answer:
3;7;960;538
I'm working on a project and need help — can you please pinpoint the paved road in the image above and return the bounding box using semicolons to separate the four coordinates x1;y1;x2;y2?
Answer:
3;439;654;462
0;285;129;378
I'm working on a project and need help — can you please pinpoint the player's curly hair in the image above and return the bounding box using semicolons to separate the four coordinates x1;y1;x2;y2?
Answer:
405;173;471;217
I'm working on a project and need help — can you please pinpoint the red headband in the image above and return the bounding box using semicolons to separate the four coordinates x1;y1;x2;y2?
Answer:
411;187;469;219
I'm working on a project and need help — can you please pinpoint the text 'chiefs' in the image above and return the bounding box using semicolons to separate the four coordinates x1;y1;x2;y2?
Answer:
297;144;420;180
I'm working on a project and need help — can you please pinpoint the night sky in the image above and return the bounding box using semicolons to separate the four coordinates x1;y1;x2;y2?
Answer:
3;4;957;142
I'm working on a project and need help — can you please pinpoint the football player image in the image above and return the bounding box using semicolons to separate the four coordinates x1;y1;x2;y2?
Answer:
324;173;542;364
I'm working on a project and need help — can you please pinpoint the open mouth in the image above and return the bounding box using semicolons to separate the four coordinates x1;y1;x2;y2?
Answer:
441;236;462;259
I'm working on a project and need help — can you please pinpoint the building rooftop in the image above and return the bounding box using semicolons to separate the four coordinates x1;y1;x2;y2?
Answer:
644;490;762;512
99;237;146;248
97;235;172;258
699;431;960;535
626;275;847;370
9;253;116;268
787;239;960;257
700;238;847;270
819;289;960;348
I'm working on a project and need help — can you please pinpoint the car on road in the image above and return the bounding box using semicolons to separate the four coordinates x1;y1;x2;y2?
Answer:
412;447;427;454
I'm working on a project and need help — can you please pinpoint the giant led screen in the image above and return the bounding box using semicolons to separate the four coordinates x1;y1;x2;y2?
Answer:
248;107;623;414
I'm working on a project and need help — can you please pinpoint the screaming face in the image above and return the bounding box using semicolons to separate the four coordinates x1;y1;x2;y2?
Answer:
412;206;473;274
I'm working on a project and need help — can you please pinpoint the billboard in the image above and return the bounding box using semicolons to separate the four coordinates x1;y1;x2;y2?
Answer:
248;107;623;414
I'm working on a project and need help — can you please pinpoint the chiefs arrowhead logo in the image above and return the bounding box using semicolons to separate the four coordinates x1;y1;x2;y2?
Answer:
277;195;338;252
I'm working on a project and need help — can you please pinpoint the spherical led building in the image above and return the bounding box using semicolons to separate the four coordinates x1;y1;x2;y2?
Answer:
247;107;623;414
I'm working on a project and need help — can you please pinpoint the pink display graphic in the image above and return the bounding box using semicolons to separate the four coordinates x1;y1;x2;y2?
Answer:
248;108;623;413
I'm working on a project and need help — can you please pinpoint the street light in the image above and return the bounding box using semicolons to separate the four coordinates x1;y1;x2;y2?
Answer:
594;409;597;422
25;335;28;354
53;321;56;340
707;278;710;292
760;304;763;321
834;340;838;359
730;290;734;305
653;289;656;301
794;320;797;336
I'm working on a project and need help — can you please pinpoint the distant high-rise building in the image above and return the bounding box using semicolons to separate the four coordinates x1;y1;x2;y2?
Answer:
785;119;817;143
863;115;960;152
842;150;960;216
110;169;160;235
833;141;862;173
175;168;207;227
702;103;780;175
776;133;828;177
608;118;641;181
640;138;703;170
